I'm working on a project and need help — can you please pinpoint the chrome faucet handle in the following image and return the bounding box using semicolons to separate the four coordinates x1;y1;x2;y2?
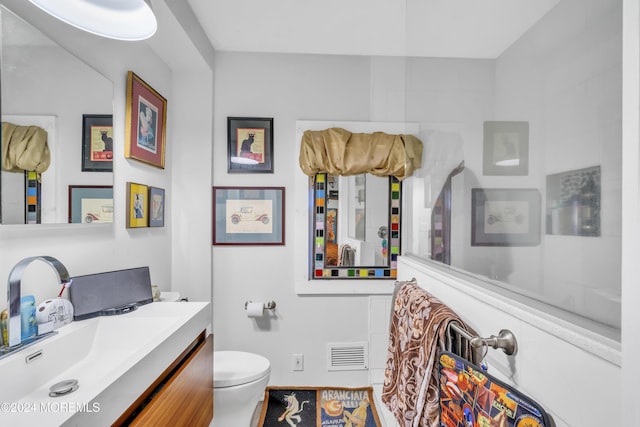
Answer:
39;256;71;283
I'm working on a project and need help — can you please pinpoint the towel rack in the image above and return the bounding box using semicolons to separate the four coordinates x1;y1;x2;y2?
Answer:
448;321;518;356
394;279;519;356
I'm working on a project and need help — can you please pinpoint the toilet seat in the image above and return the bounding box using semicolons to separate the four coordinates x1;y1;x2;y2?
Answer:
214;351;270;388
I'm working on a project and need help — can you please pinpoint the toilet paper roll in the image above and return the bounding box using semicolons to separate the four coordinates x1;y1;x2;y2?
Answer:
246;302;265;318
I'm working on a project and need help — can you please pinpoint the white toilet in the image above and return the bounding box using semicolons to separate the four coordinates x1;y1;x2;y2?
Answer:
213;351;271;427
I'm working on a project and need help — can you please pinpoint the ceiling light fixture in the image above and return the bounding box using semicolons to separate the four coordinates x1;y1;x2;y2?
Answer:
27;0;157;41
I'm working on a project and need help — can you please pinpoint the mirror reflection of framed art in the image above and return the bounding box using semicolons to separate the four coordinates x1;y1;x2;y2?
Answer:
482;121;529;176
68;185;113;224
471;188;541;247
82;114;113;172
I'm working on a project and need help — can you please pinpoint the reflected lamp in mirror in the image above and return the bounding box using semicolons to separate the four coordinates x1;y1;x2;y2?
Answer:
310;173;401;279
27;0;156;41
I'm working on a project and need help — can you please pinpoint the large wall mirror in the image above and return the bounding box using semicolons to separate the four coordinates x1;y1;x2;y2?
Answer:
1;4;114;225
400;0;622;332
310;172;401;279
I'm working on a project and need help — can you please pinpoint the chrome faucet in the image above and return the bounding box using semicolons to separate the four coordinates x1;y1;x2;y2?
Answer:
6;256;70;348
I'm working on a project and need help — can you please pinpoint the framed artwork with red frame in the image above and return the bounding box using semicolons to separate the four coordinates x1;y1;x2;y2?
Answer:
125;71;167;169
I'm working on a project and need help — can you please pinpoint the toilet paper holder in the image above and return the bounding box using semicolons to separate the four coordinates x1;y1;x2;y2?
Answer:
244;301;276;311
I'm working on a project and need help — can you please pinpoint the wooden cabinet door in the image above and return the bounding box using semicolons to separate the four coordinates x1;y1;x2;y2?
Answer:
129;334;213;427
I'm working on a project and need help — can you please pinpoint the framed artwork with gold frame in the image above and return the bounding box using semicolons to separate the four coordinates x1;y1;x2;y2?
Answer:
126;182;149;228
125;71;167;169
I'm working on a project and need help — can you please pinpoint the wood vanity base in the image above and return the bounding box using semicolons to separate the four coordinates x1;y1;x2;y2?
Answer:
113;331;213;426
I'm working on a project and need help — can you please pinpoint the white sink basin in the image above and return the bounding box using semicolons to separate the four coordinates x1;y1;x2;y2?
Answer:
0;301;210;426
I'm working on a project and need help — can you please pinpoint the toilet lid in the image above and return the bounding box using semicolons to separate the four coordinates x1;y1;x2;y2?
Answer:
214;351;271;388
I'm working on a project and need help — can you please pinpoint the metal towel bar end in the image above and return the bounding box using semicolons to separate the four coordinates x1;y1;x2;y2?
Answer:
449;322;518;356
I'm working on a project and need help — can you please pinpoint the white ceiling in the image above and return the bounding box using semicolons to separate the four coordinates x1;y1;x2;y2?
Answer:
187;0;561;58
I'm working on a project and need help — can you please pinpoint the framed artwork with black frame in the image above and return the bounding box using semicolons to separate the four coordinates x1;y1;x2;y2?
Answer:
471;188;541;246
212;186;284;245
81;114;113;172
227;117;274;173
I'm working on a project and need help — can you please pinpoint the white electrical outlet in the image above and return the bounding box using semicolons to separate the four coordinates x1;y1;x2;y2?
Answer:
292;353;304;371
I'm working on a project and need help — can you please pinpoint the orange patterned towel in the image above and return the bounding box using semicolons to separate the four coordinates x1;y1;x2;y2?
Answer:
381;280;477;427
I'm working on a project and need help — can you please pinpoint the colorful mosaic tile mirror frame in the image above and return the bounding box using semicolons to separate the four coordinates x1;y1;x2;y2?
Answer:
312;173;401;279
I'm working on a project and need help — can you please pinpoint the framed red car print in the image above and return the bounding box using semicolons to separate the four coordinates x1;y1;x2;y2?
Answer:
212;186;284;245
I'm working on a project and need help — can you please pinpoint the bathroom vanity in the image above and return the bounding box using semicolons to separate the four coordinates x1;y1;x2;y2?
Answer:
115;332;213;426
0;301;212;426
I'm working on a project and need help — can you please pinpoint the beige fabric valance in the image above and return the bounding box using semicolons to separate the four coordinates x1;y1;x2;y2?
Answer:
2;122;51;173
299;127;423;180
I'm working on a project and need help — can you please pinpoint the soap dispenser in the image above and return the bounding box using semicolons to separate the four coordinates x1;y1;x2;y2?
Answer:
20;296;37;341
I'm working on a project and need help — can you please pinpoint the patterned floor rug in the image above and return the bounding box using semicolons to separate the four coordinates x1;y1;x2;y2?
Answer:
257;386;382;427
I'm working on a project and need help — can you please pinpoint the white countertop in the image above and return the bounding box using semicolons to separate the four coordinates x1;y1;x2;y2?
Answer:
0;301;210;426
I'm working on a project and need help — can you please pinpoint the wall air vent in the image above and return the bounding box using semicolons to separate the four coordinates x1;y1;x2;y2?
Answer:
327;342;369;371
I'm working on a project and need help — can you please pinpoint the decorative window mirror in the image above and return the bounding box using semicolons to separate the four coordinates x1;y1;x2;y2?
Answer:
294;120;420;295
310;172;402;279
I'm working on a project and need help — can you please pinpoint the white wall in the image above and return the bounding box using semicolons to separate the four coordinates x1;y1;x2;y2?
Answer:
169;66;213;304
212;52;375;386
